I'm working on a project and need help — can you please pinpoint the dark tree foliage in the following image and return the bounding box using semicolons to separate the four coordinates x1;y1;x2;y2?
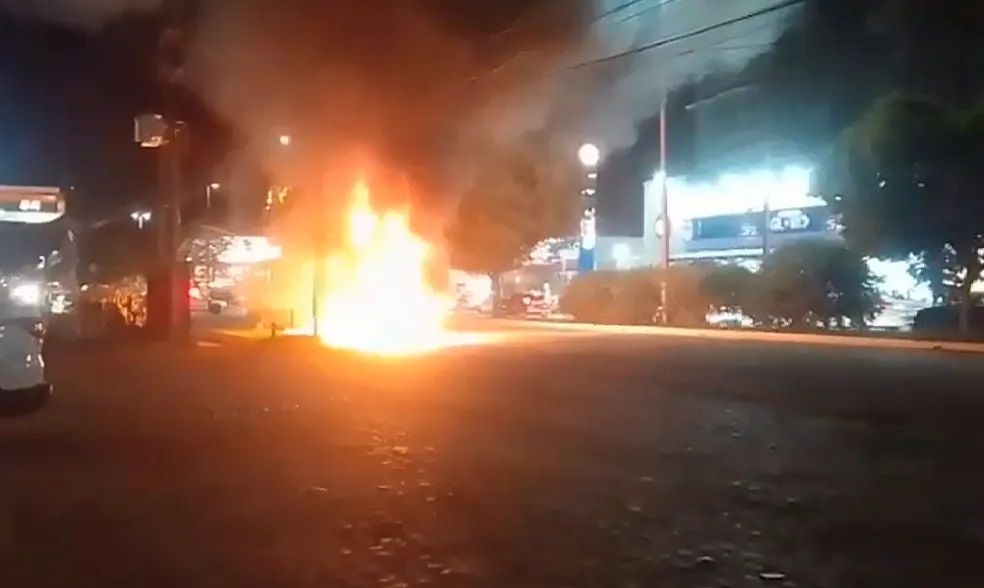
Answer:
831;96;984;331
621;0;984;179
759;238;882;328
444;131;581;275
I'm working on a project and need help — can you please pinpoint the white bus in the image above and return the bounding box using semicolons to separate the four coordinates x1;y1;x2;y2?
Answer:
0;186;72;415
0;186;78;316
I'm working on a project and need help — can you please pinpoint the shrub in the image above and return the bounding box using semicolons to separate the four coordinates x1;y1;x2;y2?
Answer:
561;265;714;326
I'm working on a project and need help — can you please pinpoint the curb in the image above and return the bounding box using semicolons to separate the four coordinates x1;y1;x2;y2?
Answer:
491;319;984;354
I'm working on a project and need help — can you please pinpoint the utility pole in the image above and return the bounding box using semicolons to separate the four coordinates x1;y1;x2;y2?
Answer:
154;0;189;339
658;95;671;325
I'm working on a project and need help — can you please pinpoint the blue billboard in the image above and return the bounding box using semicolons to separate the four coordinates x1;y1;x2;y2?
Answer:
676;205;842;257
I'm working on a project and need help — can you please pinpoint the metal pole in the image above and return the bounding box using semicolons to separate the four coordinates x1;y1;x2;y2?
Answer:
166;126;181;335
659;95;670;324
311;172;324;338
311;259;320;337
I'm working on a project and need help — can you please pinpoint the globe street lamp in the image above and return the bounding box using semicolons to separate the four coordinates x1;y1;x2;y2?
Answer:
577;143;600;168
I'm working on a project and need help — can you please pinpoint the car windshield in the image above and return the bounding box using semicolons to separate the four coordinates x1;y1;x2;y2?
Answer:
0;222;63;274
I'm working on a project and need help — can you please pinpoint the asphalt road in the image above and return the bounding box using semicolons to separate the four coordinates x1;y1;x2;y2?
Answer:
3;324;983;587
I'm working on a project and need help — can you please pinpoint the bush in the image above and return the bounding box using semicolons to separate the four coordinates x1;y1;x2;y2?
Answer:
559;270;619;323
560;266;714;326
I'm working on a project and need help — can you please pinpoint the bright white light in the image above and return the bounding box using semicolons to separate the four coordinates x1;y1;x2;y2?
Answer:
209;182;221;189
612;243;630;260
10;283;41;305
279;134;292;146
580;209;596;250
651;165;822;221
612;242;632;269
130;211;151;228
216;236;283;265
867;257;932;302
578;143;600;167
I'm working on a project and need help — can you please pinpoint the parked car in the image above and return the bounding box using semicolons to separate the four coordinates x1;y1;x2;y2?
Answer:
496;291;551;318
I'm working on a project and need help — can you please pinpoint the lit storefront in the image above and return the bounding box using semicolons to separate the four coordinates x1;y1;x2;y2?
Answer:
186;233;283;313
594;165;948;329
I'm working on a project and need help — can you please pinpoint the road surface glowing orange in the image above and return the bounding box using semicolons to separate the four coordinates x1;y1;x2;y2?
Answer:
315;181;452;354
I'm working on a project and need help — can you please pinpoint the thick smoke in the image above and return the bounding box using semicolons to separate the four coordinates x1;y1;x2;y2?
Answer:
584;0;797;151
0;0;163;28
185;0;594;213
2;0;795;212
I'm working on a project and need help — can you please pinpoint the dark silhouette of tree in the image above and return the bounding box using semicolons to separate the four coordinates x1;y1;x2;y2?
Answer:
444;131;581;276
760;238;882;328
831;96;984;332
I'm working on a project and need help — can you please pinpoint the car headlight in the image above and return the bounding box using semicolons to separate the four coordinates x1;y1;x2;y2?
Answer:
10;283;42;305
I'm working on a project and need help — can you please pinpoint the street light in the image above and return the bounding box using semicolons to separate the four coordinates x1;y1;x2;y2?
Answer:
576;143;601;274
130;211;151;229
206;182;220;209
577;143;600;168
278;134;292;147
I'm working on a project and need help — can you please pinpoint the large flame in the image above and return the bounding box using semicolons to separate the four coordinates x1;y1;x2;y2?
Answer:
315;181;451;354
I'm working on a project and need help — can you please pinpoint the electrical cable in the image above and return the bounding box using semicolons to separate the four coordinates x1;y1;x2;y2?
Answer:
571;0;805;69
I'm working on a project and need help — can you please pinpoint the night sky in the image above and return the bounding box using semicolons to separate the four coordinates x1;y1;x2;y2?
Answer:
0;1;793;235
0;1;598;223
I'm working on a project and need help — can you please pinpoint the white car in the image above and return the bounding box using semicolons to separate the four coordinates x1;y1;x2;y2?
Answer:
0;280;52;416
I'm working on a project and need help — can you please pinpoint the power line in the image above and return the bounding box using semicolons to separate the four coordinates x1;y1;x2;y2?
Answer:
595;0;653;22
595;0;689;24
572;0;805;69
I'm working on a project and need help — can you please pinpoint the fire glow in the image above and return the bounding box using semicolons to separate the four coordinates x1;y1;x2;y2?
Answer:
313;181;453;355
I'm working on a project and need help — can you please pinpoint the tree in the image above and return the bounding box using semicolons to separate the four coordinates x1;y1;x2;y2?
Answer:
559;266;714;326
78;223;158;282
700;265;760;315
831;96;984;332
760;239;882;328
444;131;581;277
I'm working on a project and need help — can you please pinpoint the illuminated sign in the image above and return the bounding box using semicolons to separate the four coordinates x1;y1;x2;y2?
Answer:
580;208;596;250
0;187;65;223
687;206;833;241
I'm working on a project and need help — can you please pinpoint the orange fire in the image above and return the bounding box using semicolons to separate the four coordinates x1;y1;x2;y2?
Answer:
314;181;452;354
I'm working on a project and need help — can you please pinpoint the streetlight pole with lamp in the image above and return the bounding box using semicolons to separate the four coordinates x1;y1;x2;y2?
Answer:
205;182;220;209
270;131;318;334
658;95;671;325
577;143;600;274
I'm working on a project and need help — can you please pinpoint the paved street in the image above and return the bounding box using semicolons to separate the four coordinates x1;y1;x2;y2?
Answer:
3;324;983;587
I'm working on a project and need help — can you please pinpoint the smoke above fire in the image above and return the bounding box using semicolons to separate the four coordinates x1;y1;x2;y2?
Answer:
185;1;595;194
584;0;797;151
0;0;163;28
7;0;796;197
